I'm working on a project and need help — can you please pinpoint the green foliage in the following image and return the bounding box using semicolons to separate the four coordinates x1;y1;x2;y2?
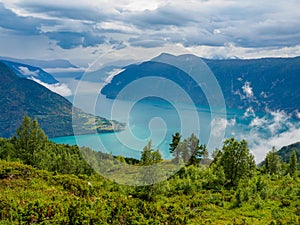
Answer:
169;132;181;161
140;140;162;166
0;156;299;224
0;120;300;224
287;150;298;177
13;116;48;166
170;133;205;166
264;147;281;175
219;138;256;187
0;116;92;176
276;142;300;168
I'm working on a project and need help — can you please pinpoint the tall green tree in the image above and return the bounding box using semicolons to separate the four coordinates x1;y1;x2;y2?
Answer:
139;140;163;200
0;138;15;161
201;145;211;165
220;138;256;187
140;140;162;166
185;133;203;166
14;116;48;166
264;147;281;175
287;150;298;176
170;133;204;166
169;132;181;161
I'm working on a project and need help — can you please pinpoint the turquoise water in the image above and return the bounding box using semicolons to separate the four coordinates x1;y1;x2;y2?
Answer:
51;91;300;162
51;96;246;159
52;75;300;163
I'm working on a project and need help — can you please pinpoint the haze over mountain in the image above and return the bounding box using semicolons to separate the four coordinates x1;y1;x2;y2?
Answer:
101;53;300;114
0;56;78;69
0;60;73;97
0;62;124;138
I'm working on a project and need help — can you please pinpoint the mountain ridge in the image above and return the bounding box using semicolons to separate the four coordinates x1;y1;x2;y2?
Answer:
0;56;78;69
0;62;124;138
1;59;59;84
101;53;300;114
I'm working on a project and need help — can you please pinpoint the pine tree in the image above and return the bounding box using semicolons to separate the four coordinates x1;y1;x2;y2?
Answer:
140;140;162;166
287;150;298;177
220;138;256;187
264;147;281;175
14;116;48;165
200;144;210;165
169;132;181;161
186;133;203;166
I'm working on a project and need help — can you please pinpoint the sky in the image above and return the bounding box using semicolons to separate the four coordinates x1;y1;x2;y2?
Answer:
0;0;300;67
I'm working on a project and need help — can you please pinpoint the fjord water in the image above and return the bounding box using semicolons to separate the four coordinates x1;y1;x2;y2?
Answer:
51;95;243;159
51;79;300;163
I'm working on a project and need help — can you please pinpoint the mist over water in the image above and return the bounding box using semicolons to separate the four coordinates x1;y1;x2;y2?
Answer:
51;88;300;163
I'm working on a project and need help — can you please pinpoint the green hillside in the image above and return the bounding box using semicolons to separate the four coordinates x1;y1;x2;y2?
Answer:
0;62;124;138
0;120;299;224
277;142;300;168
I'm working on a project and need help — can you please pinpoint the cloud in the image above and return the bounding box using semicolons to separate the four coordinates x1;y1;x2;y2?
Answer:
211;117;236;137
242;82;254;98
30;77;72;96
238;109;300;162
18;66;39;77
105;68;125;84
1;1;300;62
243;107;255;118
296;111;300;119
0;2;52;35
46;32;106;49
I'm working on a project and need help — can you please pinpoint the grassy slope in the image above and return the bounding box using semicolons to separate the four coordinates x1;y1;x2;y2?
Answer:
0;160;299;224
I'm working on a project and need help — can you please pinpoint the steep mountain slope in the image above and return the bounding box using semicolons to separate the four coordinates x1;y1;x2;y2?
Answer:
101;53;300;113
101;61;208;105
277;142;300;165
0;62;124;138
1;60;59;84
203;56;300;112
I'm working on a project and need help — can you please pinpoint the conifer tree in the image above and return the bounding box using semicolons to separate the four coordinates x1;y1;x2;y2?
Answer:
288;150;298;176
169;132;181;161
220;138;255;187
265;147;281;175
14;116;48;165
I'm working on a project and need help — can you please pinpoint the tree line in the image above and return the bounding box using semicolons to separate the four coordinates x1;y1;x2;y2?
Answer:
0;116;299;224
0;116;298;187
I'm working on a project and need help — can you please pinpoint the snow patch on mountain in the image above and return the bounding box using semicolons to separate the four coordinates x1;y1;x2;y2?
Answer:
30;77;72;97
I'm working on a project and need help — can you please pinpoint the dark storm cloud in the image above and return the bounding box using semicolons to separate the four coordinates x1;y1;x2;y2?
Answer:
0;3;108;49
46;32;106;49
0;2;54;35
1;1;300;51
17;1;111;22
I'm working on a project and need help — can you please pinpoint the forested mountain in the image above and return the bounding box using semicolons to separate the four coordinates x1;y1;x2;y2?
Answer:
101;54;300;113
277;142;300;166
1;60;59;84
0;62;124;138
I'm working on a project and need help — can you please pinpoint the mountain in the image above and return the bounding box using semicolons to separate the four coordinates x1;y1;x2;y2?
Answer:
1;60;59;84
277;142;300;166
1;60;74;97
75;65;123;83
0;56;77;69
101;60;207;105
101;53;300;113
0;62;124;138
